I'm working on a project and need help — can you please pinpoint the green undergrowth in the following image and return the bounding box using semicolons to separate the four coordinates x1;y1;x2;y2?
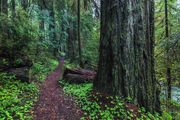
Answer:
63;60;79;69
59;80;171;120
161;100;180;120
0;58;59;120
0;72;39;120
31;58;58;81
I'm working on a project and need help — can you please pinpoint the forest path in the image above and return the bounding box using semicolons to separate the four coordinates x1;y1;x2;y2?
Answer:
33;60;82;120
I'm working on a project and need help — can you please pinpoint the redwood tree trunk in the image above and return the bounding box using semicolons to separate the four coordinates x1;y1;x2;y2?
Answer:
77;0;82;66
94;0;160;113
164;0;171;100
67;27;76;61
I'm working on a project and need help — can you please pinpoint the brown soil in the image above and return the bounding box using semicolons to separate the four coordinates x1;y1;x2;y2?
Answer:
33;61;82;120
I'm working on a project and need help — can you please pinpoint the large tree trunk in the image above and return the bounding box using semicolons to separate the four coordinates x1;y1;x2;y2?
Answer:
94;0;160;113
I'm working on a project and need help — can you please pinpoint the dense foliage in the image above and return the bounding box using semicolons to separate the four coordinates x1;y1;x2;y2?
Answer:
31;59;58;81
0;0;179;119
155;0;180;86
0;72;38;120
0;58;58;119
0;8;39;68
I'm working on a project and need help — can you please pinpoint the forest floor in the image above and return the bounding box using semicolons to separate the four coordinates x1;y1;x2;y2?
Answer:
33;60;82;120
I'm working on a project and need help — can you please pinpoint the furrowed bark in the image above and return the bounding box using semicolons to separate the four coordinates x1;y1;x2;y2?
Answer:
94;0;160;113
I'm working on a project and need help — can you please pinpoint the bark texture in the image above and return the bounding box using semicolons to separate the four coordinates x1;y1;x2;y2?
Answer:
164;0;171;100
67;26;76;60
77;0;83;66
94;0;160;113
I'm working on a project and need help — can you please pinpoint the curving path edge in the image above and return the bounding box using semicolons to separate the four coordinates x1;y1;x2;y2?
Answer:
33;60;82;120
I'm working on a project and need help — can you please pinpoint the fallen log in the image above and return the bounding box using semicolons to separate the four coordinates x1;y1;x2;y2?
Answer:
63;68;96;83
63;68;96;77
8;67;31;83
64;74;93;83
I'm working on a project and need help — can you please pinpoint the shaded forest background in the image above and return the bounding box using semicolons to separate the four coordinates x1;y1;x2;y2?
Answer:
0;0;179;119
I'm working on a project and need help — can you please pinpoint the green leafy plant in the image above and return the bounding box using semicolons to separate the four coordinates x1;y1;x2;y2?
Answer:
0;72;39;120
31;59;58;81
59;80;164;120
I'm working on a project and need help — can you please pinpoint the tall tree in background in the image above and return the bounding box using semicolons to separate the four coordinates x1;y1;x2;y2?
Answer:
2;0;8;15
41;0;57;57
66;0;92;62
36;0;46;56
164;0;171;100
0;0;1;14
12;0;16;19
66;0;78;61
21;0;29;10
1;0;8;36
49;2;57;56
77;0;82;66
155;0;180;101
94;0;160;112
67;20;77;60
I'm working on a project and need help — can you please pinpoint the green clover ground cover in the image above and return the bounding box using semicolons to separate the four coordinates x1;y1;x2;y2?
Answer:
0;72;39;120
0;59;58;120
59;80;174;120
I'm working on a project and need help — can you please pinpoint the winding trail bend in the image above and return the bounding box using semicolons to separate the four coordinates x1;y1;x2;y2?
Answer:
33;61;82;120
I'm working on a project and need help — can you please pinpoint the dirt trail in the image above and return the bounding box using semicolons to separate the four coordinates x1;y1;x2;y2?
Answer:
33;61;82;120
